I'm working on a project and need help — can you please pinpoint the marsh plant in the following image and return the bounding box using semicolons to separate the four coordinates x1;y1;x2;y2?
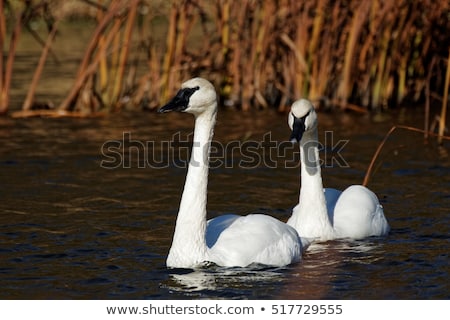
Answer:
1;0;449;117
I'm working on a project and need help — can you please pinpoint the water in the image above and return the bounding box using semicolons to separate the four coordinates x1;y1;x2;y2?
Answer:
1;23;449;300
0;108;449;299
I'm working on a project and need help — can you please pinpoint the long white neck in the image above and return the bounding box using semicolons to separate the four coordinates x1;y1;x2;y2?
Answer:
287;127;335;240
166;106;217;268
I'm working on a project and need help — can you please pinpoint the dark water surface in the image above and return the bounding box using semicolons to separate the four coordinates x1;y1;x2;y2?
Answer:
1;108;449;299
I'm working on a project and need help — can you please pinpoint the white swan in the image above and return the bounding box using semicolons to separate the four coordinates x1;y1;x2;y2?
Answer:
159;77;304;268
286;99;390;241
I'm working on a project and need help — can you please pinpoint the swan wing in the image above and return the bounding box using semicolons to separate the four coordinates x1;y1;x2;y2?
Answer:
333;185;390;239
206;214;241;248
208;214;302;267
324;188;342;224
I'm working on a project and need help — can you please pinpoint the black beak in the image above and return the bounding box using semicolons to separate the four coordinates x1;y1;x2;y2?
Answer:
158;86;199;113
290;114;307;143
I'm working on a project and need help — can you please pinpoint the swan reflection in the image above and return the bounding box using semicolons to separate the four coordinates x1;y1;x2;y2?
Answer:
164;265;288;295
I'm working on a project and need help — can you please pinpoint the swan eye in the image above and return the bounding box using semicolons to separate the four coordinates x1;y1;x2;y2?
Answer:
177;86;200;103
183;86;200;98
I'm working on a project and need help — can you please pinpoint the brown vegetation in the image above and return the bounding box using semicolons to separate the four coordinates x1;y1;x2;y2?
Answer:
1;0;449;120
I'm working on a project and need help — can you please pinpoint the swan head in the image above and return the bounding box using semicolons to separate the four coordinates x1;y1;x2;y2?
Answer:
288;99;317;143
158;77;217;116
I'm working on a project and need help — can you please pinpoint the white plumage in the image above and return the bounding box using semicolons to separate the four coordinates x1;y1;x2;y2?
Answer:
286;99;390;241
159;78;304;269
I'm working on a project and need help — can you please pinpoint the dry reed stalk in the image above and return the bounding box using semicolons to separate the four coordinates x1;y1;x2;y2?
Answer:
306;0;325;101
276;55;290;112
23;8;59;64
397;56;408;104
309;0;340;103
164;0;197;104
357;3;376;107
393;1;414;106
438;48;450;145
371;27;390;110
280;33;307;91
358;1;395;108
127;4;152;109
424;56;437;140
59;0;123;111
76;0;121;79
160;2;178;104
337;1;370;109
22;20;59;111
228;0;248;107
0;0;5;42
220;0;230;59
252;0;275;109
363;124;450;186
96;0;108;100
111;0;138;111
147;45;161;109
172;1;190;97
1;10;23;114
308;0;325;62
294;1;312;99
379;3;409;108
58;10;123;112
105;17;122;106
240;0;258;111
252;2;266;108
0;1;5;114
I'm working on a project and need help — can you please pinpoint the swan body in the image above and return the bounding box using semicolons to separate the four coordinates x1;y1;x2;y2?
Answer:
159;78;303;268
286;99;390;241
207;214;302;267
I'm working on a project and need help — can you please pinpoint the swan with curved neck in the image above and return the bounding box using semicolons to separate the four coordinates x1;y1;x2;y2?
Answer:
286;99;390;241
159;77;304;268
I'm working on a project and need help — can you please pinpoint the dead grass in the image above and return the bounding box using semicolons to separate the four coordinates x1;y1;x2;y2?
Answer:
1;0;449;119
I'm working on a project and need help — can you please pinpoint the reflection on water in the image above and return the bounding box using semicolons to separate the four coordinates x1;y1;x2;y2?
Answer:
1;107;449;299
161;240;400;299
164;266;290;299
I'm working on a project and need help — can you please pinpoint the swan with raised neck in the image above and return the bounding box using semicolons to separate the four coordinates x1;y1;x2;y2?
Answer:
159;77;304;268
287;99;390;241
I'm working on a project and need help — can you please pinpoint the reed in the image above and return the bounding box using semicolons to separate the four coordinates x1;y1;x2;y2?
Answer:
0;4;22;114
438;48;450;145
22;19;59;111
220;0;230;59
363;124;450;186
111;0;138;111
61;14;124;114
3;0;449;117
106;16;122;108
307;0;329;103
58;0;124;112
0;0;54;114
0;0;5;114
337;1;370;109
97;0;108;104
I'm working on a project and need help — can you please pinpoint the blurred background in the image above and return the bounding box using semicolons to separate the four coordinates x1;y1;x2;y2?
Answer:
0;0;449;117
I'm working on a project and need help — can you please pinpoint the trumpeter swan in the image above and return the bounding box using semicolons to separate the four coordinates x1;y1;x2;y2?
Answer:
159;77;304;268
286;99;390;241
